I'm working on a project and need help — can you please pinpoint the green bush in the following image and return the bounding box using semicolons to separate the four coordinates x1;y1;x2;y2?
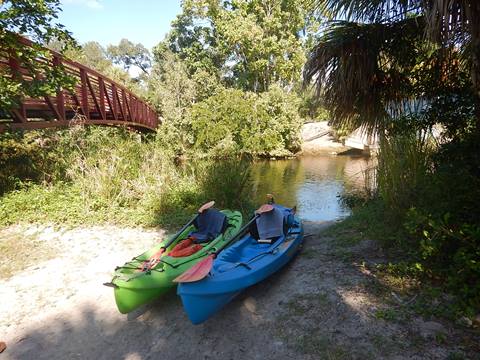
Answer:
0;127;258;228
340;127;480;313
0;130;73;194
376;132;435;222
405;210;480;313
190;86;302;157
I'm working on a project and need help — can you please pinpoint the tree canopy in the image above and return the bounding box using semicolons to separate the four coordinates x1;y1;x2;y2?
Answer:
0;0;76;108
156;0;310;93
107;39;151;75
304;0;480;133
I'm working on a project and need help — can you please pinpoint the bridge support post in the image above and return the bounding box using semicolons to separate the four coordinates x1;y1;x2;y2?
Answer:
80;69;89;118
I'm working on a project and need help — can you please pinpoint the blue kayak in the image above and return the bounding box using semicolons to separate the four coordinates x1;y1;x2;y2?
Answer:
177;205;303;324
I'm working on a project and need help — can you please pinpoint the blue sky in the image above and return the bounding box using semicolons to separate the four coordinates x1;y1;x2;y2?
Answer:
58;0;182;51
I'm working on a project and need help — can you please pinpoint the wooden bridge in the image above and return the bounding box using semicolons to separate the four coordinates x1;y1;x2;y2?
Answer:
0;36;158;132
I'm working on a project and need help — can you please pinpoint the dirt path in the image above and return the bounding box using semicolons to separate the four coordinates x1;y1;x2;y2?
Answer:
1;222;478;360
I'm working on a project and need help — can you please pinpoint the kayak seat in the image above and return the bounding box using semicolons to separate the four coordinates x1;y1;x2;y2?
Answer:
190;208;228;244
249;206;293;243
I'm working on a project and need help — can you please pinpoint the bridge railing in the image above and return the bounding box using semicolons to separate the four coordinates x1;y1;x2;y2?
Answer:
0;36;159;132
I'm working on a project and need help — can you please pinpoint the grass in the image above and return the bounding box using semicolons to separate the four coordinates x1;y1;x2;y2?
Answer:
324;197;405;247
0;127;255;230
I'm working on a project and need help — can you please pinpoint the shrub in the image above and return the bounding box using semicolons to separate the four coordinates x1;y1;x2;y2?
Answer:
190;86;302;157
405;210;480;313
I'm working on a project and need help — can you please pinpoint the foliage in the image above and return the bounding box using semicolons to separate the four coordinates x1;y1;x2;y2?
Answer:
196;157;255;215
148;51;198;154
57;40;147;95
376;132;436;219
304;17;426;132
212;0;307;92
305;0;480;313
0;129;74;194
0;0;76;108
190;86;302;157
107;38;151;75
306;0;480;132
0;127;256;228
162;0;308;93
298;86;330;122
405;210;480;312
75;41;111;72
146;0;311;157
156;3;224;79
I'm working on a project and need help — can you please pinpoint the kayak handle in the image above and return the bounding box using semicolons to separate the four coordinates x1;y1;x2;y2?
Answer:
236;262;252;270
103;282;119;289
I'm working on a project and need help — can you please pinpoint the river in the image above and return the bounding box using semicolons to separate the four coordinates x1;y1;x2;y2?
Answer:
251;155;372;222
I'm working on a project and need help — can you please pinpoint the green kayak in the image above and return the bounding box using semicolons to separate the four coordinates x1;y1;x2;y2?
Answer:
108;209;242;313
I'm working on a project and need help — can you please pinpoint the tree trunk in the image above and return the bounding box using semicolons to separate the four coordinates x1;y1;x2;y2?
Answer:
471;2;480;134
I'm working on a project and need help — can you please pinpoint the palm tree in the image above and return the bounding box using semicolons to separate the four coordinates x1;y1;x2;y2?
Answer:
304;0;480;133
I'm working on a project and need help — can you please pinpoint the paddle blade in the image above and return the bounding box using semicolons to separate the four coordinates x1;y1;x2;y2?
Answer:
198;200;215;213
256;204;274;214
173;255;214;283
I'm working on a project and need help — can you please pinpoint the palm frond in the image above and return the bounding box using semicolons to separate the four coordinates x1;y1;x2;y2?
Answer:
322;0;422;22
424;1;479;43
304;16;425;132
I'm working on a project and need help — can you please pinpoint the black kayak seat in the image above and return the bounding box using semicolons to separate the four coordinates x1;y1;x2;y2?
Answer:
190;208;228;243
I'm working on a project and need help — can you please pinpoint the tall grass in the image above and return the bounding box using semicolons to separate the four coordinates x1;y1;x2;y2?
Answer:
197;157;255;215
0;126;255;228
376;132;436;221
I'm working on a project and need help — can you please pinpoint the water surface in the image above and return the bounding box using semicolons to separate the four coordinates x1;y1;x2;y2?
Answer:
251;156;371;222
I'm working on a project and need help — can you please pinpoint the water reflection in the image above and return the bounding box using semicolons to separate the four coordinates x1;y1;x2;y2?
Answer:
251;156;371;222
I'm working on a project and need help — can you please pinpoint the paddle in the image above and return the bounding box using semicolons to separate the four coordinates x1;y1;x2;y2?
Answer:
173;204;274;283
139;200;215;271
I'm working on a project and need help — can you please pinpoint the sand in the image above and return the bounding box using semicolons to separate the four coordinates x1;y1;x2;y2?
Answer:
0;222;478;359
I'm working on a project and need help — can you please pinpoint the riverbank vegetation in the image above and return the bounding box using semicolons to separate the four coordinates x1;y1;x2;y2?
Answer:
306;1;480;317
1;0;319;227
0;126;255;228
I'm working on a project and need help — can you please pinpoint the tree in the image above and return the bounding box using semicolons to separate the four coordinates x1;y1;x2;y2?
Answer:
107;39;151;75
304;0;480;132
157;4;224;79
148;50;197;154
190;85;302;156
160;0;309;93
213;0;307;92
0;0;76;109
81;41;112;72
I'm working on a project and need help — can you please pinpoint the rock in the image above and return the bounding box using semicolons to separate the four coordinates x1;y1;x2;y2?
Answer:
414;319;446;339
0;341;6;353
456;316;473;328
243;297;257;314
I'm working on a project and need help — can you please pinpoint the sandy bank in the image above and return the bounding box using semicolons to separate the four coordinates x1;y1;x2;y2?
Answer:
0;223;477;359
